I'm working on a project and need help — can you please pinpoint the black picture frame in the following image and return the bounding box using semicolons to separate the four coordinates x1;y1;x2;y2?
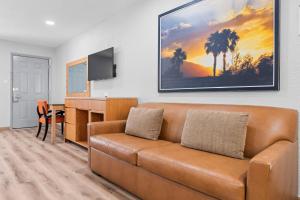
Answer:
158;0;280;92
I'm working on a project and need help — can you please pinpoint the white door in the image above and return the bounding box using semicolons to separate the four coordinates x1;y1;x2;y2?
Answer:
12;55;49;128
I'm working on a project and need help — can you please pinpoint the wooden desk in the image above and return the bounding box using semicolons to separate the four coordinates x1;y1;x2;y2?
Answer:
64;97;138;148
49;104;65;144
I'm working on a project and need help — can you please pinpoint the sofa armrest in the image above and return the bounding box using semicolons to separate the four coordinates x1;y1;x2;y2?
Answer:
247;140;298;200
88;120;127;137
87;120;127;168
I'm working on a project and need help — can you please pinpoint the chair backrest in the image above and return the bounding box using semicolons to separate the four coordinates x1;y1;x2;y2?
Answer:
37;100;49;116
138;103;298;158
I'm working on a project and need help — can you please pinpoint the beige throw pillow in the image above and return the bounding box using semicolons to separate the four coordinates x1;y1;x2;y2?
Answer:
125;107;164;140
181;110;249;159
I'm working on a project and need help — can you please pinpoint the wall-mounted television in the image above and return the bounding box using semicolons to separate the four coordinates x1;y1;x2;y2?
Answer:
88;47;116;81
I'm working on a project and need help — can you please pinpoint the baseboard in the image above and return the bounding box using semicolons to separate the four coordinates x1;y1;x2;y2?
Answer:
0;127;10;131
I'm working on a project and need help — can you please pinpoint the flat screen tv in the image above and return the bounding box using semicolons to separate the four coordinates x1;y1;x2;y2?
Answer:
88;47;115;81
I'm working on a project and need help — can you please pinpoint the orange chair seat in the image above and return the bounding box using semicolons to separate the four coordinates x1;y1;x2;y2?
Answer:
39;116;64;124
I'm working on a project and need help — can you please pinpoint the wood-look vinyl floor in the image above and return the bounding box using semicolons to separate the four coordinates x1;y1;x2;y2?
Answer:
0;128;139;200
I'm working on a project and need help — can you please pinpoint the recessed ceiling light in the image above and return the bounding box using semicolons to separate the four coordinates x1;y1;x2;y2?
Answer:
45;20;55;26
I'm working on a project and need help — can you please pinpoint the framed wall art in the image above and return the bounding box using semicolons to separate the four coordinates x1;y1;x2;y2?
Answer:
158;0;280;92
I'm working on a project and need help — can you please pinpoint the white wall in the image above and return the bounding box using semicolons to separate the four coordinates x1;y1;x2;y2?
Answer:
0;39;54;127
54;0;299;108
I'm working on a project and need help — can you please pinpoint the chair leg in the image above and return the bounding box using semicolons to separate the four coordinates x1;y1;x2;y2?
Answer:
43;122;49;141
61;123;64;135
36;123;42;138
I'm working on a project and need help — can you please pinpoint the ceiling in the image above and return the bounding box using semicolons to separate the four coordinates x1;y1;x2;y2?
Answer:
0;0;139;48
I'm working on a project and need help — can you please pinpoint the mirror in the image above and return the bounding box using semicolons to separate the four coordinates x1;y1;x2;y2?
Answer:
66;58;90;97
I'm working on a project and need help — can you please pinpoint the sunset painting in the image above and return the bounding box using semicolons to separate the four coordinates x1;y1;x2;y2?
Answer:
158;0;279;92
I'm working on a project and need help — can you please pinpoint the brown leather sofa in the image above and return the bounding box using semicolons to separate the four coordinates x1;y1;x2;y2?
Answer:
88;103;298;200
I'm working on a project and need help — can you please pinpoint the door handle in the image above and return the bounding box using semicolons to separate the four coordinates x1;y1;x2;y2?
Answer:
13;95;21;103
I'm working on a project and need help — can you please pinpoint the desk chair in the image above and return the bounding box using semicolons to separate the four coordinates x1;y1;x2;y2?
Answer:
36;100;64;141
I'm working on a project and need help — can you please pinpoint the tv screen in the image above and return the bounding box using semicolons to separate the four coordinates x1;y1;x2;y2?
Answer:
88;47;115;81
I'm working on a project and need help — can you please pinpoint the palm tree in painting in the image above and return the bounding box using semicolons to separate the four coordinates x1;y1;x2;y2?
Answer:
220;29;240;73
205;31;223;77
171;48;187;76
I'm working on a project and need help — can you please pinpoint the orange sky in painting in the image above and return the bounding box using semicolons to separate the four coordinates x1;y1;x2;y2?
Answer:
161;1;274;76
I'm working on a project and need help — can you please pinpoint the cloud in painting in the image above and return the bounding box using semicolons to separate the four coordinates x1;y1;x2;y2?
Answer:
248;0;271;9
161;22;192;40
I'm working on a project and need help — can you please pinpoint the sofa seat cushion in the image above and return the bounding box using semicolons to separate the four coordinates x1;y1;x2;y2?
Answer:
138;144;249;200
90;133;172;165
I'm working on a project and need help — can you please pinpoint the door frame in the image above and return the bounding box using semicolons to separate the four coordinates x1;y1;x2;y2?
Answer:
10;53;51;128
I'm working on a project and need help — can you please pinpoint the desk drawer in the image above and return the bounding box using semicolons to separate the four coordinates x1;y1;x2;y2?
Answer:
65;99;76;108
90;100;106;112
65;108;76;124
76;100;90;110
65;123;76;141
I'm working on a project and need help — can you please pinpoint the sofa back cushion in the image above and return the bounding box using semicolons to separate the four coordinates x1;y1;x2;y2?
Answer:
181;110;249;159
138;103;298;158
125;107;164;140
